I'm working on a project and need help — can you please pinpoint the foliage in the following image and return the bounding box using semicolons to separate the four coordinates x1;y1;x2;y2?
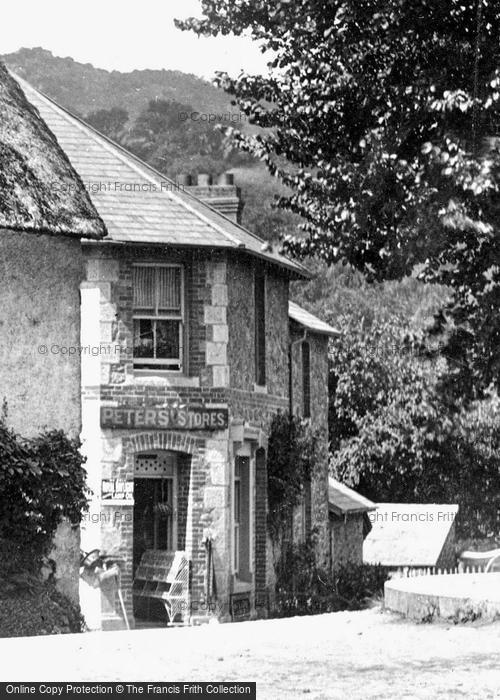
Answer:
178;1;500;398
291;260;447;331
267;412;319;541
275;537;388;617
329;318;500;538
329;315;443;473
234;164;304;243
0;418;89;572
120;98;228;176
0;581;84;637
85;98;254;179
86;107;129;142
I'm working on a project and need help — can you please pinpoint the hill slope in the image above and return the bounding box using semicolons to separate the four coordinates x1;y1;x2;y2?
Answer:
2;47;234;120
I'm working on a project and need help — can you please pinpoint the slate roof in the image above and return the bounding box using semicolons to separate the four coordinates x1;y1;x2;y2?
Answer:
0;64;106;239
363;503;459;567
328;478;376;516
14;73;307;277
289;301;340;337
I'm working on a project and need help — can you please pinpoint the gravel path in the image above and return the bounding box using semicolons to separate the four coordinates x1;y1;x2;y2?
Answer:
1;608;499;699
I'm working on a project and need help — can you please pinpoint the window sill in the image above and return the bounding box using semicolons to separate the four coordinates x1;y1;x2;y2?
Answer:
232;577;253;594
133;371;200;388
253;383;268;394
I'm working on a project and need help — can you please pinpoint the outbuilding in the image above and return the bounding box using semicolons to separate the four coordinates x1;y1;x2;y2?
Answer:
328;478;376;567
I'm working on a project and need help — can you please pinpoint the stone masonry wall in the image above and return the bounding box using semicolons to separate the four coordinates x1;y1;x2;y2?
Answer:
226;256;289;395
330;513;365;567
81;245;233;624
81;244;331;623
291;331;330;568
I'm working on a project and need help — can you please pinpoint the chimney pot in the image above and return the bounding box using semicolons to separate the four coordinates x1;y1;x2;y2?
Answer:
197;173;212;186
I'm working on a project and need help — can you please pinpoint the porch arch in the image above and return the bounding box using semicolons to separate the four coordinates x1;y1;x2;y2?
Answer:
123;431;200;457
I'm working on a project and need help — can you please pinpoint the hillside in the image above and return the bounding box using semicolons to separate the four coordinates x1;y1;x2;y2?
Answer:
2;47;234;121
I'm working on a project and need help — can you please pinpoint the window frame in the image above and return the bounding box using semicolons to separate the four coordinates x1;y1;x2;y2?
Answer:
232;454;254;580
132;263;185;372
233;464;241;574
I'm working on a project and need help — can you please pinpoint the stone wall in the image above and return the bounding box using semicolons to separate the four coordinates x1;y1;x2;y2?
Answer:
329;513;364;567
83;244;229;387
290;331;330;567
80;245;235;624
226;256;289;396
80;245;331;624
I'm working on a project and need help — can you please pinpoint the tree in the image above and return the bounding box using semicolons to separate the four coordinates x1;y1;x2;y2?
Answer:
86;107;129;142
119;98;249;178
178;1;500;398
235;164;304;242
329;317;500;538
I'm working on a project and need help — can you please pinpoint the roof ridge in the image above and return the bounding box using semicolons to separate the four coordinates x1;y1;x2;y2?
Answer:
13;73;250;248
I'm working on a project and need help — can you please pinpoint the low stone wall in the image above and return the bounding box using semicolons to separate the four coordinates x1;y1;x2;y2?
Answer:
385;572;500;622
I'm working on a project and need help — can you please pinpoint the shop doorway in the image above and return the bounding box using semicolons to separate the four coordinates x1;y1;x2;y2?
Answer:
133;451;178;622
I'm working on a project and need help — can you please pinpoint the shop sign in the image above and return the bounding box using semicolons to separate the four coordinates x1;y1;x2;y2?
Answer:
101;479;134;500
230;593;251;621
101;405;228;431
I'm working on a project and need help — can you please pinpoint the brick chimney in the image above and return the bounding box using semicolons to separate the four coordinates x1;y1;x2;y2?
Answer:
179;172;244;224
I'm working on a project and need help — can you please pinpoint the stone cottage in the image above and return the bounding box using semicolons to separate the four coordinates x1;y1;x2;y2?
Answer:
17;73;338;629
0;65;106;598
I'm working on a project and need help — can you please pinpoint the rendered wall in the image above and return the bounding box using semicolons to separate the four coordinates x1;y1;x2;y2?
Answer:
0;229;84;601
0;230;83;436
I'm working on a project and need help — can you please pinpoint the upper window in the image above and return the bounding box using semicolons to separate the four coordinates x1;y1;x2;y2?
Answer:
133;264;184;371
254;269;266;386
302;340;311;418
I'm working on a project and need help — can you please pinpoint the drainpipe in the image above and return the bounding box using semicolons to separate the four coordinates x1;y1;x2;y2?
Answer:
288;329;308;416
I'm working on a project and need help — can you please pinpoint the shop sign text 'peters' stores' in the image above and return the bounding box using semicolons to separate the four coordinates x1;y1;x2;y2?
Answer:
100;405;229;430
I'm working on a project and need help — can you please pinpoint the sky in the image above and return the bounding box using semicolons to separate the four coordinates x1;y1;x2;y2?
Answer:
1;0;268;79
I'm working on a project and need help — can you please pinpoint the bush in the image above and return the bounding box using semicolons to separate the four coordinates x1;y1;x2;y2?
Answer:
0;416;88;571
275;538;388;617
0;411;89;637
0;581;84;637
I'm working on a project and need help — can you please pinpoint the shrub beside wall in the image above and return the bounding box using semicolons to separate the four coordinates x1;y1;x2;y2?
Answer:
0;411;89;637
274;537;388;617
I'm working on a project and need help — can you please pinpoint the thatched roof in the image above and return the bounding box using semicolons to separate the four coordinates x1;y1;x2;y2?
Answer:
0;64;106;239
